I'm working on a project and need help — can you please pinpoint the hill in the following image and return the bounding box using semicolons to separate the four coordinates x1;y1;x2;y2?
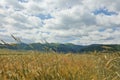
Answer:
0;43;120;53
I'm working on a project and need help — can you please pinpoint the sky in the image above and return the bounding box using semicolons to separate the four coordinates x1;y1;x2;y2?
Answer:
0;0;120;45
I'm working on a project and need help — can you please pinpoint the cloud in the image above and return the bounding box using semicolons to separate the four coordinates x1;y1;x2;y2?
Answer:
0;0;120;45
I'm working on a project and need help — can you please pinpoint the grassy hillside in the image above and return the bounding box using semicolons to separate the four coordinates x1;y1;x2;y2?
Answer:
0;49;120;80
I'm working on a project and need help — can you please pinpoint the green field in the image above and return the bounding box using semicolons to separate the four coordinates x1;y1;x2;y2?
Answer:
0;49;120;80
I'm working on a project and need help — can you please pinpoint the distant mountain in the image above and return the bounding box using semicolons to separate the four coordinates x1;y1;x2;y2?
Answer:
80;44;120;52
0;43;120;53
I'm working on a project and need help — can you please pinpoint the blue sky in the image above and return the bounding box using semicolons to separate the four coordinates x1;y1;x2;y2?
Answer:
93;7;118;16
0;0;120;45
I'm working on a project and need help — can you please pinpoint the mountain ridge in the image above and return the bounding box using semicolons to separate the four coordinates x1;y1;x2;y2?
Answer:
0;43;120;53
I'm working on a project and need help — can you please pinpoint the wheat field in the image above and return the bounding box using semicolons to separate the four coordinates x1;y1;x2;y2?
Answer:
0;49;120;80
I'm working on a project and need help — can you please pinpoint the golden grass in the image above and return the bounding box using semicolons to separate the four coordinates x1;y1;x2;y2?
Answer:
0;49;120;80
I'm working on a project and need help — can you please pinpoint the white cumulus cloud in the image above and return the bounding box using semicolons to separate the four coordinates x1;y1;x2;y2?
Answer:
0;0;120;45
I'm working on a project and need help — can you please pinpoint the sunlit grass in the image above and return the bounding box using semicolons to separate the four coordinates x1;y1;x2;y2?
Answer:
0;49;120;80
